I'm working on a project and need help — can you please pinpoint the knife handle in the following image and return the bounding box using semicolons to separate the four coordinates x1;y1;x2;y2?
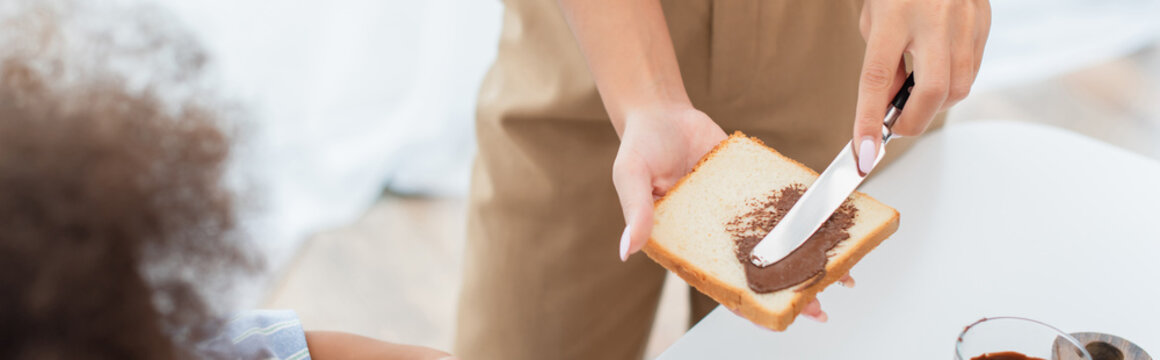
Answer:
881;73;915;144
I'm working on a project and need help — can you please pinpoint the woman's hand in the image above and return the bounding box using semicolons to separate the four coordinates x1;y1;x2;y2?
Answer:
799;274;855;323
613;105;856;326
728;274;855;324
614;105;728;261
853;0;991;174
562;0;877;328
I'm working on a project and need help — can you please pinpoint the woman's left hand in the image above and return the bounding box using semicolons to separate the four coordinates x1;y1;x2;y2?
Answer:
732;273;855;327
798;274;856;323
852;0;991;174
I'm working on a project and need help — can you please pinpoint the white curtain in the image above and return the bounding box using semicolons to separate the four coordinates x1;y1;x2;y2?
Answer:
159;0;501;269
975;0;1160;91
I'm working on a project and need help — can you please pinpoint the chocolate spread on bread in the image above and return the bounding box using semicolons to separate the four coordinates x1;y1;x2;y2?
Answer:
726;185;857;293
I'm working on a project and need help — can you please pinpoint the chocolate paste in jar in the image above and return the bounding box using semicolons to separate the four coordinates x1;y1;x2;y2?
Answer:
970;352;1045;360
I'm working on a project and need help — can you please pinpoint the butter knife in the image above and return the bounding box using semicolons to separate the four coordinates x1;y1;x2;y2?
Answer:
749;74;915;267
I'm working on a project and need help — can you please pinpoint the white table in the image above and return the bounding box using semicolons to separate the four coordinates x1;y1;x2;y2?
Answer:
659;121;1160;359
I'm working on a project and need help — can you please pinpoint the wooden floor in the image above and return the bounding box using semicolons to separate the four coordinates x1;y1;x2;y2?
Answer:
263;45;1160;358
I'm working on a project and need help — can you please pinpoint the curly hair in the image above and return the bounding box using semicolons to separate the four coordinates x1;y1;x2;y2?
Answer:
0;2;257;359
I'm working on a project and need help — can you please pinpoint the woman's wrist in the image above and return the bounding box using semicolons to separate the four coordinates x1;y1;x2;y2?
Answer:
557;0;692;137
607;96;696;137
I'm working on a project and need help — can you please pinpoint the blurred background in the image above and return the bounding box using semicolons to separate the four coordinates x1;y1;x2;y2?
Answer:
148;0;1160;357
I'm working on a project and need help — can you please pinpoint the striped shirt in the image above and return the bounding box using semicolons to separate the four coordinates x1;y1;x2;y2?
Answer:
218;310;312;360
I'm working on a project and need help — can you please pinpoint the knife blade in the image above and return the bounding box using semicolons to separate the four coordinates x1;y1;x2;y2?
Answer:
749;74;915;267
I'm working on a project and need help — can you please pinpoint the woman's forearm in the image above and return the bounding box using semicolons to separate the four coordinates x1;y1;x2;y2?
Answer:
557;0;690;135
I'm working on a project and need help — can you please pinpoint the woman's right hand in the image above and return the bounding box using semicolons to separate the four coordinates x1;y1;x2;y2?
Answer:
613;105;728;261
557;0;718;261
612;104;851;325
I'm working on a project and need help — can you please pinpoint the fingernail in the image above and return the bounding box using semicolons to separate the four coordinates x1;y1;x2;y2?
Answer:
805;311;829;323
729;307;744;317
845;277;856;288
619;225;632;262
858;136;877;175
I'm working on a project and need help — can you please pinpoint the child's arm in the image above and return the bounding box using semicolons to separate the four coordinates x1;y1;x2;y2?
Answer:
304;331;454;360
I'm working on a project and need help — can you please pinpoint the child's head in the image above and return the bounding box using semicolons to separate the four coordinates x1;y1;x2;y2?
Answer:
0;2;254;359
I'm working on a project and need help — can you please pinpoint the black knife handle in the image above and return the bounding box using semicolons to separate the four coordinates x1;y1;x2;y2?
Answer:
881;73;914;142
890;73;916;110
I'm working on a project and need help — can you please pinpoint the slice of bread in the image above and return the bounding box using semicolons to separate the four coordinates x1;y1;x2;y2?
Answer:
642;132;899;331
